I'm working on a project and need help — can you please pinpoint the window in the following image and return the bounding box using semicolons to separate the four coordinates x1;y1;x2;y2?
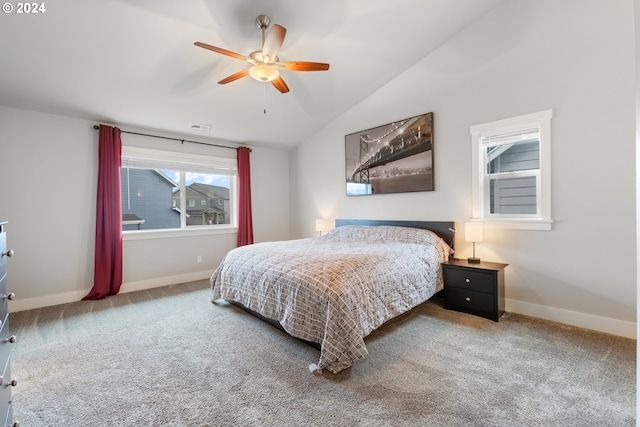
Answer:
121;146;237;233
470;110;552;230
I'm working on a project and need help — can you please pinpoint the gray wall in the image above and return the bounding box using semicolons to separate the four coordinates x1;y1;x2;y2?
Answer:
0;0;635;339
290;0;636;337
0;106;290;310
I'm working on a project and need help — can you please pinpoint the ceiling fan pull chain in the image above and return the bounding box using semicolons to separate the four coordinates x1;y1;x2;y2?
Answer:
263;83;267;114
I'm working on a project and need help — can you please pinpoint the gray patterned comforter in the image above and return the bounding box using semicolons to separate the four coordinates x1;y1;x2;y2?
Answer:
210;225;453;374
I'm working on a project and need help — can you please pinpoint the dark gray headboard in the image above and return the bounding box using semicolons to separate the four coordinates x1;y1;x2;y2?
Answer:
334;219;455;250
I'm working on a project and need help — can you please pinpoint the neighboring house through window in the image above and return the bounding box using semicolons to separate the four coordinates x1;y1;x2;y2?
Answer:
173;182;231;226
121;168;180;231
121;146;237;232
470;109;552;230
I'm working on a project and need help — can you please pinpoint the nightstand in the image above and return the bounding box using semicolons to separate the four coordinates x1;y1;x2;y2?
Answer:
442;259;508;322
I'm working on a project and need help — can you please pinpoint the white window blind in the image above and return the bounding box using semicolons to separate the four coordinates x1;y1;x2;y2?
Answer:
121;146;236;176
481;127;540;148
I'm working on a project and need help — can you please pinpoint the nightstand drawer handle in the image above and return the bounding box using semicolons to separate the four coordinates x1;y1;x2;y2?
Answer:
465;278;471;283
465;297;471;302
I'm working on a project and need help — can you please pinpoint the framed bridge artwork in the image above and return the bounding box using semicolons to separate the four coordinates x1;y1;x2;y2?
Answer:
345;112;434;196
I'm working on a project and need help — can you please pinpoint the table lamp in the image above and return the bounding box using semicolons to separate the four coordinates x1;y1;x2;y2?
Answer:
465;222;483;264
315;219;332;235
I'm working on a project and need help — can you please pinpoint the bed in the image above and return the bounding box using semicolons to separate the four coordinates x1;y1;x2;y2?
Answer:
210;219;455;374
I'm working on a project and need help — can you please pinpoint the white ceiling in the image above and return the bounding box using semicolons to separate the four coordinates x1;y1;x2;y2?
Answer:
0;0;502;149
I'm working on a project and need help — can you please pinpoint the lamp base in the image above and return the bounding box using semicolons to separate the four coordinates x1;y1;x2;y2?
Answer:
467;257;481;264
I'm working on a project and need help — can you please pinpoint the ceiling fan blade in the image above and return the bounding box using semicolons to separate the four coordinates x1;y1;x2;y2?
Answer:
271;76;290;93
278;61;330;71
218;69;249;85
262;24;286;62
194;42;246;61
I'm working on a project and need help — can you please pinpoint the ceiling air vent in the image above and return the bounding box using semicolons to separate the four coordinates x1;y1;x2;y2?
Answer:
190;124;211;131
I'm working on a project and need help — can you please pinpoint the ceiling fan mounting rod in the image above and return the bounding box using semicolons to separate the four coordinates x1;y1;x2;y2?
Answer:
255;15;270;46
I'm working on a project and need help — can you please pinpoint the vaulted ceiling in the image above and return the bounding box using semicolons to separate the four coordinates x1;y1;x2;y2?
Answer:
0;0;502;149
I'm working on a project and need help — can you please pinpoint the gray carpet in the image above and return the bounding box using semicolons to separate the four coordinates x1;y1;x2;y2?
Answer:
9;280;636;426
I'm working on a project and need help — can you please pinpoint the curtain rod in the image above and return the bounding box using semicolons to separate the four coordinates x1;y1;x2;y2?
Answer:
92;125;242;151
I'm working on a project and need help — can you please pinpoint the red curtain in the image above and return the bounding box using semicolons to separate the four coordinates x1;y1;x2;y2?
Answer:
83;125;123;300
236;146;254;246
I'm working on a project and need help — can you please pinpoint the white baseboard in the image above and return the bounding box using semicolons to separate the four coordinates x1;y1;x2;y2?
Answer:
10;270;213;313
10;289;88;313
11;280;636;340
119;270;213;294
506;298;636;339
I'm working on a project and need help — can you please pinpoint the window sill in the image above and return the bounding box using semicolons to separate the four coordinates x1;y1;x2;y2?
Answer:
123;226;237;241
471;218;552;231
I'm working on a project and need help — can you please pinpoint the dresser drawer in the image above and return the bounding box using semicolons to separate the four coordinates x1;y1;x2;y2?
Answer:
445;287;495;314
2;400;12;427
0;232;5;280
443;267;494;293
0;275;7;323
0;357;12;420
0;316;11;372
2;401;12;427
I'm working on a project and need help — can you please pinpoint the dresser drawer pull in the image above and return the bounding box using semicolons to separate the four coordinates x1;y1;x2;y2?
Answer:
3;336;16;344
1;293;14;301
465;278;470;283
1;250;13;258
0;377;16;387
0;378;17;387
465;297;471;302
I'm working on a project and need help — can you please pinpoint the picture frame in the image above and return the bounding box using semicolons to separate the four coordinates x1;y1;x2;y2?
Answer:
345;112;434;196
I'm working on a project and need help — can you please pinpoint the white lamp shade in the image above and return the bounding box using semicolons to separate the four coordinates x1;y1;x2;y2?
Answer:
315;219;333;232
465;222;483;243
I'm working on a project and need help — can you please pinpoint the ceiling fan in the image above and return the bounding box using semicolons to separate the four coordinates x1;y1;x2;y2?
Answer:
194;15;330;94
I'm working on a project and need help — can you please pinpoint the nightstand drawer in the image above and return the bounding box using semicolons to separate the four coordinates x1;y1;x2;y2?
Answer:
443;267;494;293
445;287;494;314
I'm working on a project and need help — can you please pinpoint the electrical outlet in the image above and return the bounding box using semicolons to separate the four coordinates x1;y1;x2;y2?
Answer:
196;256;202;263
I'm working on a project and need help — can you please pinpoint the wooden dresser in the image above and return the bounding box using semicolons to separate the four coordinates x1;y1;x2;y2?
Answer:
0;222;17;427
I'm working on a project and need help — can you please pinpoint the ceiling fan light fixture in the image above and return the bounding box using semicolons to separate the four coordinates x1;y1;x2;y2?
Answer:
194;14;329;94
249;64;279;82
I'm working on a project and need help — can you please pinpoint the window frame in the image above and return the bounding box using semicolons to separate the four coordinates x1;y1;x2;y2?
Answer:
120;146;238;240
470;109;553;231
